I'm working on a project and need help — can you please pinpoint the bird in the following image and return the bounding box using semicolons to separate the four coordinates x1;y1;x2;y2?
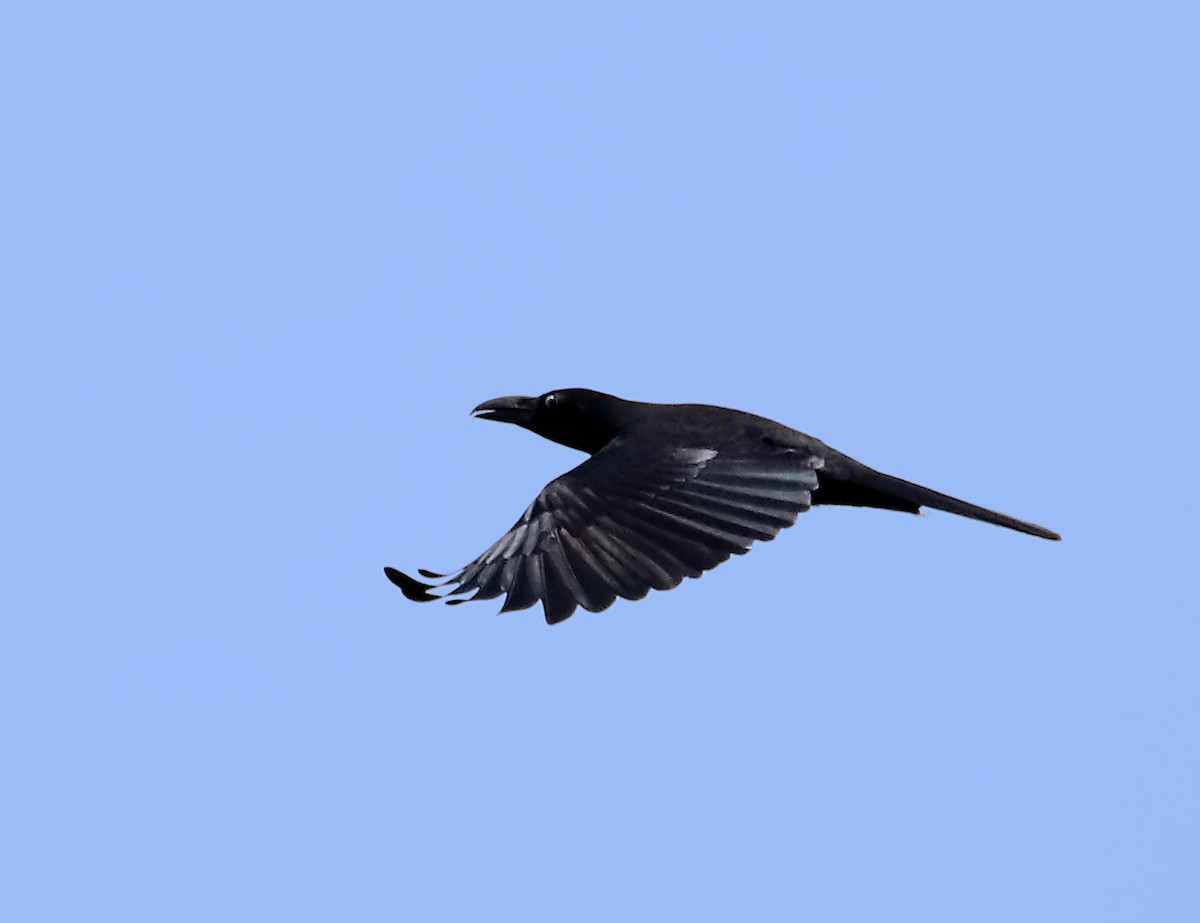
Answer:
385;388;1060;624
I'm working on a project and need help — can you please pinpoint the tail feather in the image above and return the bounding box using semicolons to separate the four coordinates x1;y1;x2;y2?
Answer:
815;464;1061;541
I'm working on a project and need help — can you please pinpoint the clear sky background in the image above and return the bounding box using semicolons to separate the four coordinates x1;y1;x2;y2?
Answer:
2;2;1197;920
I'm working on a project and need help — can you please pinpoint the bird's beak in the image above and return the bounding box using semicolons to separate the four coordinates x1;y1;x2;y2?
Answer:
471;395;537;425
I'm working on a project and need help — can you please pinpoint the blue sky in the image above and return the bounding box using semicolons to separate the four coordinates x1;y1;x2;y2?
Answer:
2;2;1197;920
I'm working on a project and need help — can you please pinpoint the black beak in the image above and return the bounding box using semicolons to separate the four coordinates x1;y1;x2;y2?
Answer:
471;395;537;425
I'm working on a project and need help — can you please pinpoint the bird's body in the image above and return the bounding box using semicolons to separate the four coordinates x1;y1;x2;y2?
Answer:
386;389;1059;624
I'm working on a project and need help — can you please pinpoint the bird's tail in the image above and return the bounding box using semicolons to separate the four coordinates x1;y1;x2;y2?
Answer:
815;461;1061;541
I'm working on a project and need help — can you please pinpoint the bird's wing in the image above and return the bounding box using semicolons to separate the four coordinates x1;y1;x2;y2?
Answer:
386;437;822;624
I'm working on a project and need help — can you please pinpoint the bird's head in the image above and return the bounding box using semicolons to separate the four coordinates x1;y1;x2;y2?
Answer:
471;388;632;455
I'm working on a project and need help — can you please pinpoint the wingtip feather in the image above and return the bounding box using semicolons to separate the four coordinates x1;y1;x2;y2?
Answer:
383;566;442;602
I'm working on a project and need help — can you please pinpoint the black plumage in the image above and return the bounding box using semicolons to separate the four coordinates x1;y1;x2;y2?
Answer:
386;389;1059;624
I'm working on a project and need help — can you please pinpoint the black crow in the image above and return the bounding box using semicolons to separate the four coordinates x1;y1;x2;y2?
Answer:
386;388;1059;624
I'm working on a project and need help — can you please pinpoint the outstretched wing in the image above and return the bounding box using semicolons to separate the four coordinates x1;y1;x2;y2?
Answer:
386;437;822;624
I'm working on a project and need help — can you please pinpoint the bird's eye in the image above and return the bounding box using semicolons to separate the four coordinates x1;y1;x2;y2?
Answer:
542;393;560;409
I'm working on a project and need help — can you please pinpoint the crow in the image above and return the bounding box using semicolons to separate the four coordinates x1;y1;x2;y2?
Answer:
386;388;1059;624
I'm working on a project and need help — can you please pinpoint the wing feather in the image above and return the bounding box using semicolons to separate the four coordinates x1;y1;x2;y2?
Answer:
501;556;541;612
557;530;621;613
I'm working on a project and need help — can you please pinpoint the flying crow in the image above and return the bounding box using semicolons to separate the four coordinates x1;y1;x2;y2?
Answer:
386;389;1059;624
